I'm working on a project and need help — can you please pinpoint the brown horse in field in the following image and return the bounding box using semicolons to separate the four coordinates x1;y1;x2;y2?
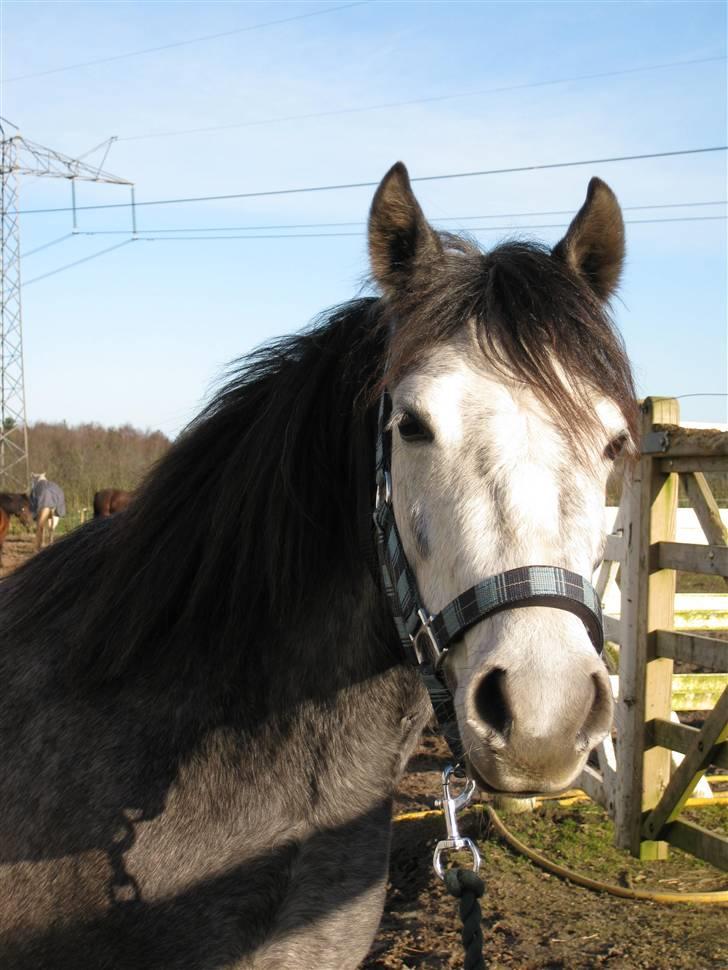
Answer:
93;489;133;518
0;493;31;568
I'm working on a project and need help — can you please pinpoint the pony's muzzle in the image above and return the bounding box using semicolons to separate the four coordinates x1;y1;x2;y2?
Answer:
461;649;613;794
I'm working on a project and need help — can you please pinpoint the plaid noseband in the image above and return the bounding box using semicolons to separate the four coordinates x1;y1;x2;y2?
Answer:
372;393;604;763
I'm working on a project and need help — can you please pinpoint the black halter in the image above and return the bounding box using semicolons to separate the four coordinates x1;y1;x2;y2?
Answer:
372;392;604;763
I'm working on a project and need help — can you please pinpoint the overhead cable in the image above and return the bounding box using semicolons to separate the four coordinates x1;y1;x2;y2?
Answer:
119;54;728;142
23;239;135;287
18;146;728;216
20;232;74;259
3;2;368;83
128;214;727;240
20;213;725;287
67;199;728;236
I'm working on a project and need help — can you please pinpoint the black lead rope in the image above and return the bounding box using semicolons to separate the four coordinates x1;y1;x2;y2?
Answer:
371;391;604;764
433;766;487;969
444;869;487;970
372;390;606;970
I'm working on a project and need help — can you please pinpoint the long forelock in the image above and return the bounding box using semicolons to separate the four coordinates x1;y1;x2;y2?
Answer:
381;236;638;456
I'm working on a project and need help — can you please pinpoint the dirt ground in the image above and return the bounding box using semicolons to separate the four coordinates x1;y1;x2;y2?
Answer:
363;732;727;970
0;531;34;579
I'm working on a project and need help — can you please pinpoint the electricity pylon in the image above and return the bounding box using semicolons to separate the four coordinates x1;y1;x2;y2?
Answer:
0;119;133;490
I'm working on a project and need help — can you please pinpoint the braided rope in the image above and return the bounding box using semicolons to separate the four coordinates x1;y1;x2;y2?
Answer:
444;868;486;970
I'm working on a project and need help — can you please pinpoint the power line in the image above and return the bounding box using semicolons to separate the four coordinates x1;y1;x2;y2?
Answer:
126;215;728;240
67;199;727;236
23;240;134;287
20;232;74;259
2;2;368;83
18;146;728;216
19;212;725;288
118;54;728;142
21;201;723;281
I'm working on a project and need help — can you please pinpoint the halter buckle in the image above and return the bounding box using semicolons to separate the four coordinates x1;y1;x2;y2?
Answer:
411;608;445;669
433;765;481;879
375;470;392;509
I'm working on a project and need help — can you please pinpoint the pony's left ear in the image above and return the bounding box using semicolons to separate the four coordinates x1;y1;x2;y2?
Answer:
552;177;625;302
368;161;442;296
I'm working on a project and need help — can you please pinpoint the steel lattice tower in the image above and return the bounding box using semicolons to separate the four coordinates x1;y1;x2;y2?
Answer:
0;135;28;490
0;121;132;490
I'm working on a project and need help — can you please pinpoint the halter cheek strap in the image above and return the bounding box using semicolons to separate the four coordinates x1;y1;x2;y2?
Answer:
372;392;604;764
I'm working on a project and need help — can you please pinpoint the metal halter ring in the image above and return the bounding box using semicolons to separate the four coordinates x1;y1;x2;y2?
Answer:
410;608;447;669
375;470;392;510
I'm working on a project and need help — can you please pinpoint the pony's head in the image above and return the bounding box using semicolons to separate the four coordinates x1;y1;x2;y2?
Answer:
16;493;32;527
369;163;636;793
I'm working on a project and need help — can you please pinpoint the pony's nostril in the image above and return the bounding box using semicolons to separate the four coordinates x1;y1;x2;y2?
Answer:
578;671;613;749
473;667;511;736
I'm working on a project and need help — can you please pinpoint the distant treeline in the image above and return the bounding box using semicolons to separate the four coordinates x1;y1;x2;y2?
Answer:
23;423;728;518
27;422;171;514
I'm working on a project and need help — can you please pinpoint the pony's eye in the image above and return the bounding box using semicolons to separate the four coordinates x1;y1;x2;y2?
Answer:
604;433;628;461
398;412;433;443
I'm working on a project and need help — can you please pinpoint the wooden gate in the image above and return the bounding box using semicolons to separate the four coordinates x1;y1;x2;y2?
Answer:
579;397;728;869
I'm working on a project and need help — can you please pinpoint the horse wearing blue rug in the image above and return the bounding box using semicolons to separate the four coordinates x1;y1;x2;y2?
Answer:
30;473;66;550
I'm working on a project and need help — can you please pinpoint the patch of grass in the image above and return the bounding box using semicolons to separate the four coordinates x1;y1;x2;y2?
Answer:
485;800;728;893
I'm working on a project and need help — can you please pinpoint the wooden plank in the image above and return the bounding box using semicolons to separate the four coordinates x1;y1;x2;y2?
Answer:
645;424;728;458
661;457;728;474
603;614;621;644
672;674;728;711
656;541;728;577
596;502;625;600
595;559;620;606
662;819;728;871
604;534;624;563
648;717;728;769
642;686;728;841
656;630;728;672
577;764;611;811
681;472;728;592
615;397;679;859
669;713;714;798
682;472;728;546
614;464;645;847
615;669;728;711
596;734;617;806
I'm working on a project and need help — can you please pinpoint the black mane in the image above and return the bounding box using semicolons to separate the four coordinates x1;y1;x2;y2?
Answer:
2;238;636;685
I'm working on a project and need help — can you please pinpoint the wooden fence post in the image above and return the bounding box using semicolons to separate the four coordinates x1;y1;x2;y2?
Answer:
615;397;679;858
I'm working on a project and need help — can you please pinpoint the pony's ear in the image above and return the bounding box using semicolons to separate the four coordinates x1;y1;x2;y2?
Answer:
368;162;441;295
552;177;625;302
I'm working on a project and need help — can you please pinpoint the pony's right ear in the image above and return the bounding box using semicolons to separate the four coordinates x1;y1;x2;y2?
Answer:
368;162;441;296
552;177;625;302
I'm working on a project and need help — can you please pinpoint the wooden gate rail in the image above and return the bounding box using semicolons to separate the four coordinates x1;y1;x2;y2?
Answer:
578;397;728;869
641;686;728;868
647;719;728;770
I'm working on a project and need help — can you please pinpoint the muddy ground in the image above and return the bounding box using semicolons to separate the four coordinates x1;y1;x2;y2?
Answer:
0;530;35;580
363;732;727;970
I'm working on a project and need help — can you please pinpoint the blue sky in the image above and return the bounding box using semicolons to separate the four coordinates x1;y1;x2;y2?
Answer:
2;0;726;435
